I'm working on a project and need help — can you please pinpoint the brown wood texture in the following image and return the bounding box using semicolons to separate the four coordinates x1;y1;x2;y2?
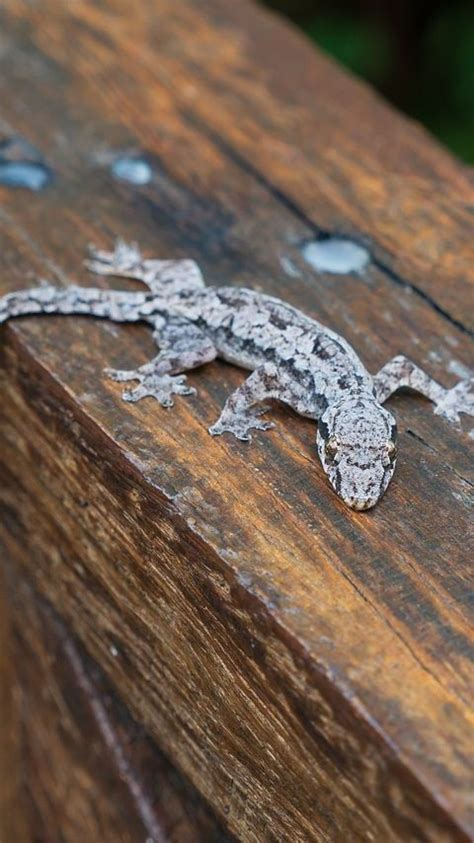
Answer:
0;0;472;840
0;565;29;843
0;559;232;843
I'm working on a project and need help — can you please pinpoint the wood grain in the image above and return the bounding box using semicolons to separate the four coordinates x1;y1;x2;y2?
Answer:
0;565;29;843
0;560;232;843
0;1;472;840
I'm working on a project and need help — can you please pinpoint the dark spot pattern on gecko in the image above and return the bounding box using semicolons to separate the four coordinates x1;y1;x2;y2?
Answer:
1;240;472;510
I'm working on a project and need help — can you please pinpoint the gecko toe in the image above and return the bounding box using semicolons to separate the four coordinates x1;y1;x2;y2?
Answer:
208;421;243;438
176;384;197;396
208;422;223;437
85;245;117;274
434;405;461;425
255;420;275;431
122;385;148;402
104;367;140;383
86;243;107;262
86;240;142;275
209;411;274;441
434;379;474;424
85;259;114;275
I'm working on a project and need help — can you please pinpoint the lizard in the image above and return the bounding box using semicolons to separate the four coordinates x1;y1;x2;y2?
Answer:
0;240;472;510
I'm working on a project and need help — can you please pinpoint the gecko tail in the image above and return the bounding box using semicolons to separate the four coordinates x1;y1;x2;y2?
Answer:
0;284;150;325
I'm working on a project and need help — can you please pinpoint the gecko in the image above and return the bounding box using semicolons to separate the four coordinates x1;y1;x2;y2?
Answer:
0;240;472;510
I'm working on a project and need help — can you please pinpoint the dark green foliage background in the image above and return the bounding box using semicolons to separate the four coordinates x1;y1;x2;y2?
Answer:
262;1;474;163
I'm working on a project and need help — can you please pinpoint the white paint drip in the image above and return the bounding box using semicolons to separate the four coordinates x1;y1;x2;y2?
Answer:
302;237;370;275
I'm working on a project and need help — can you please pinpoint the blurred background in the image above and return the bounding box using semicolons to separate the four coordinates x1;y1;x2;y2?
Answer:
262;0;474;163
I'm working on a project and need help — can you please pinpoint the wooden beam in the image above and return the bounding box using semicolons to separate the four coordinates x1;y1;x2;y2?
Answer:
0;1;472;839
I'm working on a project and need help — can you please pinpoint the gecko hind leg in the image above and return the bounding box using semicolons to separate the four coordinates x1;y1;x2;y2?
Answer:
105;362;196;407
86;239;205;295
373;354;473;425
106;319;217;407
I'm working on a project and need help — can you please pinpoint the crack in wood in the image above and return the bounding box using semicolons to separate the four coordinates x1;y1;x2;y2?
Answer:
407;429;474;488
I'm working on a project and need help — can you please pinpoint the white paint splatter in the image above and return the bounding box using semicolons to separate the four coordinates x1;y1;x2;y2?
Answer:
0;137;53;191
445;335;459;348
448;359;472;380
280;255;301;278
451;490;469;507
111;156;152;185
301;237;370;275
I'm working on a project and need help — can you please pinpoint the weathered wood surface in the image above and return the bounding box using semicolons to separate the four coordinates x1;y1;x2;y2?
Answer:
0;0;472;840
0;559;232;843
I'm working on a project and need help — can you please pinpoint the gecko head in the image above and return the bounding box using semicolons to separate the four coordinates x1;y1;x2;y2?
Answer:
317;394;397;510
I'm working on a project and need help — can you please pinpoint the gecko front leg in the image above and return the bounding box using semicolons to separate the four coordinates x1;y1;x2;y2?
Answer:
373;354;473;424
106;318;217;406
210;362;317;441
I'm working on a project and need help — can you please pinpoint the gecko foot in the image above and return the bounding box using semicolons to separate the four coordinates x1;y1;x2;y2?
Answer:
434;377;474;425
105;366;196;407
86;239;142;277
209;406;275;441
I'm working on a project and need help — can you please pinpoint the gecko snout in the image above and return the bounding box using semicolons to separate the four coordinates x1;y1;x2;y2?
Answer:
342;493;380;511
323;454;396;511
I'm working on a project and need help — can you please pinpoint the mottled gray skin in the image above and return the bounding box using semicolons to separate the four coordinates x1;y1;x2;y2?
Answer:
1;241;472;510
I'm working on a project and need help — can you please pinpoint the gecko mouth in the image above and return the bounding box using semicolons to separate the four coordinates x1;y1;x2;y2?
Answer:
333;460;396;510
343;494;379;511
317;442;396;510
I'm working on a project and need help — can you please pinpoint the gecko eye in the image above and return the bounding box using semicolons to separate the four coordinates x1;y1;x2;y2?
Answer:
325;436;339;458
386;441;397;459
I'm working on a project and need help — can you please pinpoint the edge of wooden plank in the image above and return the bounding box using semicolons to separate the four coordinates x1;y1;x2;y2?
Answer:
1;328;472;842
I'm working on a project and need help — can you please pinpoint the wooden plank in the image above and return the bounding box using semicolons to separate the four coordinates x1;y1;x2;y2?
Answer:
5;0;471;327
0;0;472;840
0;560;232;843
0;564;29;843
